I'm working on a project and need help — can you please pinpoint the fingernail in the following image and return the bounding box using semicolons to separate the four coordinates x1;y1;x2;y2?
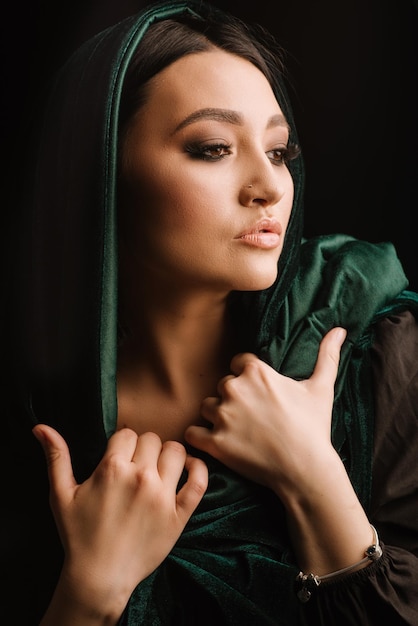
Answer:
32;426;46;446
334;327;347;345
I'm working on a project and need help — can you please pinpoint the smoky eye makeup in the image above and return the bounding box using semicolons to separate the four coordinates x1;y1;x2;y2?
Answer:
184;140;301;165
184;140;233;161
267;142;301;165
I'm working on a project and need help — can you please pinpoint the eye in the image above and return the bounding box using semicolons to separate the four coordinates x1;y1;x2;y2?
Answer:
267;143;301;166
185;142;232;161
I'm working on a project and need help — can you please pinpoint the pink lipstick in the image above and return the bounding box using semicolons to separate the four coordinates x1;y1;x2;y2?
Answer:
236;218;282;249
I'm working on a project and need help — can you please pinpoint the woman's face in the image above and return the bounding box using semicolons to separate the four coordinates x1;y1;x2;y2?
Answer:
120;48;294;295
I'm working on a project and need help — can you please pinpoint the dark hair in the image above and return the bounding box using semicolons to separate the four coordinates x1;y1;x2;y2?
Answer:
118;13;286;139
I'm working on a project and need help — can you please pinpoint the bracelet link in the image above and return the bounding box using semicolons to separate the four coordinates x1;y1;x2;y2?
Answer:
295;573;320;603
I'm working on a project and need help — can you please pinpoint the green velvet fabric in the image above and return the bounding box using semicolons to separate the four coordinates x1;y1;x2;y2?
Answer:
7;1;418;624
121;452;295;624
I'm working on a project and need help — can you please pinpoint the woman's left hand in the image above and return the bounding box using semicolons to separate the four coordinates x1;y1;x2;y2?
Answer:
187;326;377;578
185;327;346;496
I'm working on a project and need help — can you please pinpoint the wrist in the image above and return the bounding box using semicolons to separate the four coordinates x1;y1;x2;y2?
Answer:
274;451;376;577
43;562;130;626
295;524;383;603
271;445;343;506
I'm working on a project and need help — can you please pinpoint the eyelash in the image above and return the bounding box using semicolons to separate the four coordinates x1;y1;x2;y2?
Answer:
267;143;301;165
185;142;301;165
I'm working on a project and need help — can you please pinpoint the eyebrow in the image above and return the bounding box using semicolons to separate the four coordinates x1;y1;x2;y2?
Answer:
173;107;290;134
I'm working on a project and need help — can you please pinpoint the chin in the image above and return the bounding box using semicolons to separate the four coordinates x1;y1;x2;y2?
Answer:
233;267;278;292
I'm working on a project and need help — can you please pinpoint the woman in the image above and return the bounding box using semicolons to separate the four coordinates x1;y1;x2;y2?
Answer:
3;1;418;624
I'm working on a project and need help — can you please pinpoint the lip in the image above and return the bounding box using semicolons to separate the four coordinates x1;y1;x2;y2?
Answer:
235;218;282;249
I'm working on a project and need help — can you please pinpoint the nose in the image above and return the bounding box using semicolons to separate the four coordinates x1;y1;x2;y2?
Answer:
238;154;287;208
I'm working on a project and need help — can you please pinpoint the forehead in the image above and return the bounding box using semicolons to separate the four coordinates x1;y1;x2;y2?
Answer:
137;49;285;131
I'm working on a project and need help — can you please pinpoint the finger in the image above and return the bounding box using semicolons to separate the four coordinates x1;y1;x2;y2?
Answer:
32;424;77;501
105;427;140;461
217;374;235;396
157;440;187;486
175;455;208;522
229;352;259;376
200;396;220;423
184;424;214;454
310;327;347;388
131;431;163;467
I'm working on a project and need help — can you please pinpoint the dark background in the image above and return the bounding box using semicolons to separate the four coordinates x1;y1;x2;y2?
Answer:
2;0;417;290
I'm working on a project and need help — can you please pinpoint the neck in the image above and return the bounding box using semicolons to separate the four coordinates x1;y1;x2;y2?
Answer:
117;282;235;394
116;271;241;441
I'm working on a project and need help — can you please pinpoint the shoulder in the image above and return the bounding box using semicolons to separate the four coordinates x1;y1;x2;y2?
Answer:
298;234;407;295
289;234;409;342
371;300;418;410
370;305;418;551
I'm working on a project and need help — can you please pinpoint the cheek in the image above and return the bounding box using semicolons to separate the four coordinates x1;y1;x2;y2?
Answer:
137;161;223;233
120;169;222;267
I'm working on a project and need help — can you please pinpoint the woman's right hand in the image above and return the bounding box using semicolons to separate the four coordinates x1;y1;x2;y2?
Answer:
33;425;208;625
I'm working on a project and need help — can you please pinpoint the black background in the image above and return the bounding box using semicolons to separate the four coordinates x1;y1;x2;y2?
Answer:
2;0;417;290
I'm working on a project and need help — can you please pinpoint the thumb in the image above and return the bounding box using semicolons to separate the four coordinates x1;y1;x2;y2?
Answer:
32;424;77;502
310;327;347;389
